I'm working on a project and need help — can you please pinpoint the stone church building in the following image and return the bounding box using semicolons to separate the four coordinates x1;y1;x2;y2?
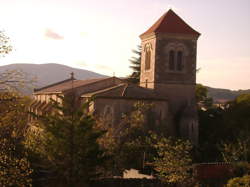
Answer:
30;9;200;144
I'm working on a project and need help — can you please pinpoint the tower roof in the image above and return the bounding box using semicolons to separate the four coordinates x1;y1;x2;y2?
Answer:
140;9;200;38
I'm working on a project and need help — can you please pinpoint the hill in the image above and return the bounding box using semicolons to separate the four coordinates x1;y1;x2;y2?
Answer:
0;63;249;101
0;63;107;94
207;86;250;103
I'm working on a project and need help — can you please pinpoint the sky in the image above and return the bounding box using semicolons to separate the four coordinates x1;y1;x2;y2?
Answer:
0;0;249;90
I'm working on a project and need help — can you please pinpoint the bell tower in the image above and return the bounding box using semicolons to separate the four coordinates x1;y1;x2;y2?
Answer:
140;9;200;143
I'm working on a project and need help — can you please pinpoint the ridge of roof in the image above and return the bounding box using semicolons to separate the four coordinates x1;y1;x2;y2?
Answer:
81;84;126;97
81;82;168;101
121;83;129;97
34;77;122;94
62;77;110;92
140;9;200;38
34;77;75;92
34;78;105;94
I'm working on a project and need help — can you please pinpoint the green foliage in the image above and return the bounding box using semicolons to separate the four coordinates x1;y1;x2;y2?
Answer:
127;45;141;84
25;95;107;186
0;93;30;130
0;138;32;187
231;162;250;177
0;31;12;56
208;87;250;102
223;94;250;140
198;94;250;162
0;69;36;92
196;84;213;108
152;135;193;184
219;138;250;162
0;32;35;92
196;84;208;102
97;102;165;175
226;175;250;187
116;102;168;173
0;93;33;186
197;106;225;162
224;162;250;186
236;94;250;104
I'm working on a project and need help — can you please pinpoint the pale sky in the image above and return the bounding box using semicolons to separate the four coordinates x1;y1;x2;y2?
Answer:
0;0;249;90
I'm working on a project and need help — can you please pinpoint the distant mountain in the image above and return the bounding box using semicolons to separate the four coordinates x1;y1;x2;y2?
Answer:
0;63;249;101
207;87;250;103
0;63;107;94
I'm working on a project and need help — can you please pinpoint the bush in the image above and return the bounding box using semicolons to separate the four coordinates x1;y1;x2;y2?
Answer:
0;138;32;187
227;175;250;186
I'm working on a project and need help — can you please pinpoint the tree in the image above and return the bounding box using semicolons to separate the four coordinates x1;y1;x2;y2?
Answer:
196;83;213;108
197;94;250;163
223;94;250;139
152;135;194;185
219;137;250;183
0;93;30;130
0;31;12;56
227;175;250;187
197;106;225;162
0;137;32;187
0;69;34;92
219;138;250;163
97;102;166;176
127;45;141;84
0;33;34;185
0;31;34;92
25;95;107;186
0;93;33;186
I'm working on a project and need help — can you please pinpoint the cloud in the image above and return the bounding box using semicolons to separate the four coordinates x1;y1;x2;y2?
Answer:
44;29;64;40
95;64;112;71
74;61;112;70
74;61;87;67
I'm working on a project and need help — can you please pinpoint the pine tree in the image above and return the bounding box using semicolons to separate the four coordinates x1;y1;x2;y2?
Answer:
127;45;141;84
26;95;107;186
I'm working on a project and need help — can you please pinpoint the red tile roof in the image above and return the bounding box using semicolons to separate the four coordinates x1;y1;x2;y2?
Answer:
34;78;75;92
34;78;106;94
81;83;168;100
140;9;200;38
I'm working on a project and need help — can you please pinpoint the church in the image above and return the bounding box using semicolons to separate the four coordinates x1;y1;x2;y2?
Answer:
30;9;200;144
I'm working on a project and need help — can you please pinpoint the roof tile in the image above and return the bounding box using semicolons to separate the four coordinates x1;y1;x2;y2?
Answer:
35;78;106;94
140;9;200;37
82;83;168;100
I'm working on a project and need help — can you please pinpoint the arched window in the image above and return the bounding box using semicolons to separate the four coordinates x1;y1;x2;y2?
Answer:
103;105;114;127
165;42;187;72
169;50;175;70
177;51;183;71
145;45;151;70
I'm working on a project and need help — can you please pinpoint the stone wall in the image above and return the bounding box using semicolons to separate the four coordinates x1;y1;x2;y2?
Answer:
93;97;173;134
155;34;198;85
